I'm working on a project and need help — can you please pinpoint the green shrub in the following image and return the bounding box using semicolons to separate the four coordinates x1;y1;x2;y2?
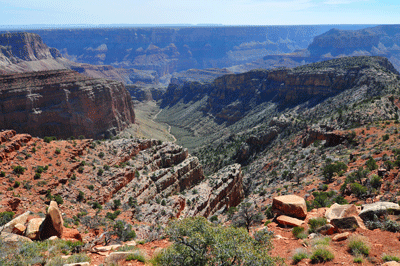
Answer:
350;183;367;198
34;173;41;180
43;136;57;143
54;195;64;205
370;175;382;189
14;181;20;188
383;134;390;141
0;171;5;177
210;215;218;222
13;165;25;175
292;249;309;264
87;185;94;190
366;157;378;171
311;236;331;246
103;165;110;171
0;211;15;226
348;235;370;256
292;227;307;239
91;202;102;210
77;191;85;202
112;220;136;241
382;254;400;262
310;247;334;263
55;148;61;154
308;217;327;233
98;152;105;158
106;210;121;221
151;217;280;266
353;256;363;263
126;251;146;262
97;169;104;176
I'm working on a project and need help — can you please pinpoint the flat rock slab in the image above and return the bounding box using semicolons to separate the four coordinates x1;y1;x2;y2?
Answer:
93;244;122;252
276;215;305;227
359;202;400;221
332;232;350;241
273;195;307;218
325;203;359;221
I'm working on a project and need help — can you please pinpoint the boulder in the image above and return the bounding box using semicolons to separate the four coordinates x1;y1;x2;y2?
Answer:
325;203;359;221
315;224;336;235
332;232;350;241
359;202;400;221
382;262;400;266
330;216;366;231
25;218;45;240
276;215;305;227
11;223;26;235
272;195;307;218
0;231;32;249
39;201;63;240
0;211;30;233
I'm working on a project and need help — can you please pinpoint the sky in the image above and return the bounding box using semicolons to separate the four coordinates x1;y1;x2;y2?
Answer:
0;0;399;27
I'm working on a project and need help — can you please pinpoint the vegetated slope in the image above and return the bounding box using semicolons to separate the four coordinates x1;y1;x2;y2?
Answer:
156;56;399;155
0;69;135;139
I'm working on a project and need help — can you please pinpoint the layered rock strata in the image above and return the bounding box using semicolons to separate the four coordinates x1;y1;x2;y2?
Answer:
0;69;135;139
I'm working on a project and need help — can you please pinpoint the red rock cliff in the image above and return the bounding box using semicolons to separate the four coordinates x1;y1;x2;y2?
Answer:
0;69;135;139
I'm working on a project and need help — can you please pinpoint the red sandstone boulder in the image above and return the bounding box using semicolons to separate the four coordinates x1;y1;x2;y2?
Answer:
276;215;305;227
39;201;64;240
272;195;307;218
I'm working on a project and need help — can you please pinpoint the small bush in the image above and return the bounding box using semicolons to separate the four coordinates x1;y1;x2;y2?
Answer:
382;254;400;262
0;211;15;226
98;152;105;158
54;195;63;205
13;165;25;175
353;256;363;263
370;174;382;189
292;249;309;264
311;236;331;246
308;217;327;233
87;185;94;191
0;171;5;177
106;210;121;221
310;247;334;263
77;191;85;202
55;148;61;154
91;202;102;210
348;235;370;256
43;136;57;143
350;183;367;198
126;251;146;262
366;157;378;171
78;166;84;173
34;173;41;180
14;181;20;188
292;227;307;239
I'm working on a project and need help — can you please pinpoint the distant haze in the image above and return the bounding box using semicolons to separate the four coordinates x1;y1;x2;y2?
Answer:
1;0;399;26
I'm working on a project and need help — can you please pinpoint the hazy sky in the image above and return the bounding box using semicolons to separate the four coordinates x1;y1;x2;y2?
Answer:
1;0;399;26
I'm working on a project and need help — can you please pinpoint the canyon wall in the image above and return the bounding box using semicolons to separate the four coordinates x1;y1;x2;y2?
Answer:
0;69;135;139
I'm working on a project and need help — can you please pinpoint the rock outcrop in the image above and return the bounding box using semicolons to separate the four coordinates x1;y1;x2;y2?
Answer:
0;69;135;139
